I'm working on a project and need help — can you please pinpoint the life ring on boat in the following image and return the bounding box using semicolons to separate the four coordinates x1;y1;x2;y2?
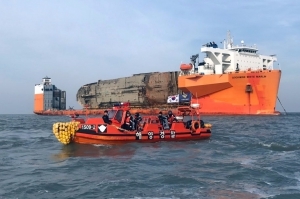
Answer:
191;121;200;132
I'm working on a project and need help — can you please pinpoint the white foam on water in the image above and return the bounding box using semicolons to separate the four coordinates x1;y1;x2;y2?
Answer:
259;142;272;148
280;185;300;191
264;181;272;185
37;189;49;193
243;184;275;198
294;171;300;182
259;141;300;152
109;197;180;199
240;158;256;165
93;144;112;148
207;188;262;199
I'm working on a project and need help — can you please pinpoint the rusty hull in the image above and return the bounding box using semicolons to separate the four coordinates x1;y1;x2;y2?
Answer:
76;72;181;109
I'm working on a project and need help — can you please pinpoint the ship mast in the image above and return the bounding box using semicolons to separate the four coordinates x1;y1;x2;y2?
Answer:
226;30;233;49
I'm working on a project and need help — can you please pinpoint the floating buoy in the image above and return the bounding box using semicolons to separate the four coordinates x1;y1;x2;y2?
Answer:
52;121;80;145
204;123;212;128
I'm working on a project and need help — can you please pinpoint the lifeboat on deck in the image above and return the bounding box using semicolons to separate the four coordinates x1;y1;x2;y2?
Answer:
52;102;212;145
180;63;193;70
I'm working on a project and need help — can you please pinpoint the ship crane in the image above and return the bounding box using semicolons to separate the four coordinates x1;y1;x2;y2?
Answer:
190;54;199;68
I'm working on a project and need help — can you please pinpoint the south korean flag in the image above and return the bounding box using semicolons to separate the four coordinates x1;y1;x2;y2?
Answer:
167;94;179;103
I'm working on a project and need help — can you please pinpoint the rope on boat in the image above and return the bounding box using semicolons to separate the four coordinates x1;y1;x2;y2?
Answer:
52;121;80;145
277;96;287;115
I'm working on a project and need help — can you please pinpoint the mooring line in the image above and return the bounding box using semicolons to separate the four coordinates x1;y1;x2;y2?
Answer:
277;96;287;115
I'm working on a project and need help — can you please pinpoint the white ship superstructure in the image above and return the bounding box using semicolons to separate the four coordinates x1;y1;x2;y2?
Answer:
34;77;66;112
185;31;277;76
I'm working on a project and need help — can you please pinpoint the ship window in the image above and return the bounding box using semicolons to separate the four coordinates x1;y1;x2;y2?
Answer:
108;110;117;119
114;110;123;123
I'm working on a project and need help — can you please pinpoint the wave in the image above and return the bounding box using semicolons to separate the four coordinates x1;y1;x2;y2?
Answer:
258;142;300;151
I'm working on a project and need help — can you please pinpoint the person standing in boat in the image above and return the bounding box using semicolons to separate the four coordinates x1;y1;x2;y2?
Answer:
158;111;164;125
122;111;134;130
167;110;178;128
133;112;143;131
158;111;170;129
102;110;112;124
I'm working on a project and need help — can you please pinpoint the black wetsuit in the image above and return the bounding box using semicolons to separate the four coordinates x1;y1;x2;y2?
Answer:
134;116;143;130
102;115;112;124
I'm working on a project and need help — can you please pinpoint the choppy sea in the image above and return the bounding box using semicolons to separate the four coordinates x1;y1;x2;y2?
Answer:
0;113;300;199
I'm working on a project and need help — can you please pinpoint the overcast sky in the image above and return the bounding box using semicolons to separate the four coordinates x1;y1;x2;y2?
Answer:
0;0;299;114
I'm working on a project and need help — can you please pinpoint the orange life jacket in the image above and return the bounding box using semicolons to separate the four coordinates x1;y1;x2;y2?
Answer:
125;116;131;124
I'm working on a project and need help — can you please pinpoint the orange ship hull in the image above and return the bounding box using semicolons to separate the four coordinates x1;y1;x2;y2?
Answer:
178;69;281;115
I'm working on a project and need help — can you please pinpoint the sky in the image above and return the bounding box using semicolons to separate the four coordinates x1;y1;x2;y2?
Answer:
0;0;299;114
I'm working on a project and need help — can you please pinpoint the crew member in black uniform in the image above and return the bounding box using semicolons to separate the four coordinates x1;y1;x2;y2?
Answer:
158;111;165;125
133;112;143;130
158;111;171;129
102;110;112;124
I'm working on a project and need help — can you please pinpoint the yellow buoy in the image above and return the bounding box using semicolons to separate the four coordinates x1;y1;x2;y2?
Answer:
204;123;212;128
52;121;80;145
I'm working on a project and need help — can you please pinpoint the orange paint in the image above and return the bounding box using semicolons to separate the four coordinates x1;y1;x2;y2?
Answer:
178;69;281;115
180;63;193;70
68;103;212;145
34;94;44;112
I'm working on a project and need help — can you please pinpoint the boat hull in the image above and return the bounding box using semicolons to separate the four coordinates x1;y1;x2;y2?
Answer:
178;70;281;115
52;105;212;145
73;130;211;145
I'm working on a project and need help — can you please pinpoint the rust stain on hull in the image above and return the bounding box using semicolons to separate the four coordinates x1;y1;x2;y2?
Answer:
76;71;181;109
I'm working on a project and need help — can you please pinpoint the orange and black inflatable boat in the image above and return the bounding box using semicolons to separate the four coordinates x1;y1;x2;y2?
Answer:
52;102;212;145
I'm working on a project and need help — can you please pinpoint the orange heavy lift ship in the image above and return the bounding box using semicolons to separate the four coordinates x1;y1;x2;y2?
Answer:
34;31;282;116
52;102;212;145
178;31;281;115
